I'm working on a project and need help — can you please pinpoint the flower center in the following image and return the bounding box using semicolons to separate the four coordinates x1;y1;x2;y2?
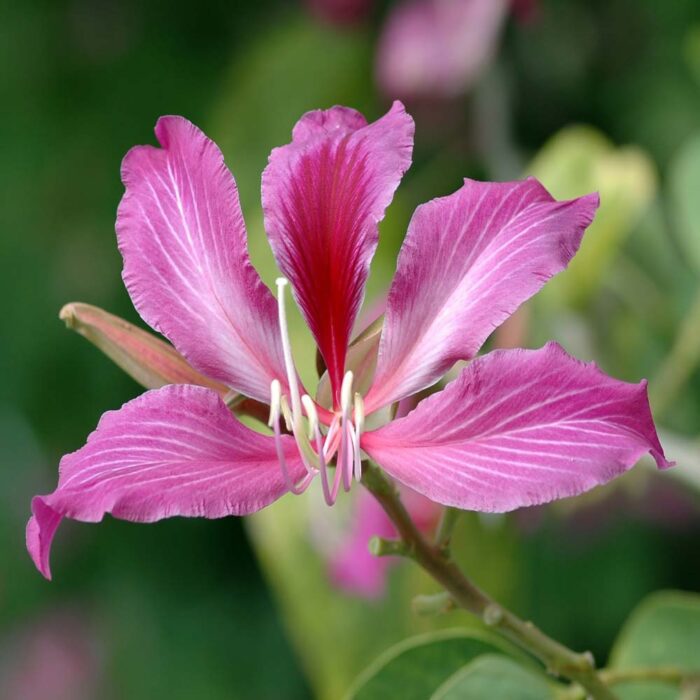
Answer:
268;278;365;505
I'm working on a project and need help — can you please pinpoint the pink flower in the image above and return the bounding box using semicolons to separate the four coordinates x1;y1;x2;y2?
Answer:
27;103;670;580
329;486;440;598
377;0;509;100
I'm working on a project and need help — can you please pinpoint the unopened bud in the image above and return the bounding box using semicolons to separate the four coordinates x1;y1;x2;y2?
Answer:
59;303;229;397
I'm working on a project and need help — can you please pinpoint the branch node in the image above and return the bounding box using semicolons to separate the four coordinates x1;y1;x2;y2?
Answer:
368;536;408;557
412;591;456;616
483;603;504;626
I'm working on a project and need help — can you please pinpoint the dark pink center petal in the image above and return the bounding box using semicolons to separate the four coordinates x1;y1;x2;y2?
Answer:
26;385;305;580
262;102;414;407
365;178;599;413
117;116;289;404
362;342;671;513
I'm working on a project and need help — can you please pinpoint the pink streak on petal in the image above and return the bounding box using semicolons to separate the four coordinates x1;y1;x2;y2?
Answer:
117;116;288;403
376;0;508;100
363;343;671;513
26;385;304;579
262;102;414;407
366;178;599;412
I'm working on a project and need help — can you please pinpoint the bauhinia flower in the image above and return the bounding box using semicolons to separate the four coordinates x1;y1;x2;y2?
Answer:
27;102;670;580
376;0;509;100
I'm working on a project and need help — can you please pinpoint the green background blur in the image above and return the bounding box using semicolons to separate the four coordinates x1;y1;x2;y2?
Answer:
1;1;699;698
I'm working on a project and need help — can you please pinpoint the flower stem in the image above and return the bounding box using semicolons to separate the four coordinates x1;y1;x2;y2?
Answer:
602;667;700;691
361;462;618;700
435;506;461;553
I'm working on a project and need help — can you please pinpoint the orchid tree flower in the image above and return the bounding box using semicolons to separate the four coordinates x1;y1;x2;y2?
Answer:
27;101;670;580
376;0;509;100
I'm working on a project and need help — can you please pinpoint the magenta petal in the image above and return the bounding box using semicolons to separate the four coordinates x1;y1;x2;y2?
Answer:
262;102;414;406
329;489;396;599
376;0;508;99
117;116;288;403
26;385;303;579
366;178;599;412
362;343;671;513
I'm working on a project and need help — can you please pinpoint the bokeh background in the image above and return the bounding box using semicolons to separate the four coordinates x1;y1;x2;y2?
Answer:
2;0;699;698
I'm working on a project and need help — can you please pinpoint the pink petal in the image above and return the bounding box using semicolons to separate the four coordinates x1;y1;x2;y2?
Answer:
329;485;440;598
376;0;508;99
262;102;413;406
117;116;288;403
362;343;671;513
329;489;396;599
365;178;599;412
26;385;303;579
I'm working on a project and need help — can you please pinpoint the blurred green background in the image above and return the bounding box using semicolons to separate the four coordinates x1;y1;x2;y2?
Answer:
1;0;699;698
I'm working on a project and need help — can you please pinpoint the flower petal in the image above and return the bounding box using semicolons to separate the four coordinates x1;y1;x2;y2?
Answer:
117;116;288;403
329;489;396;599
365;178;599;412
262;102;414;406
362;343;671;512
376;0;508;99
26;385;303;579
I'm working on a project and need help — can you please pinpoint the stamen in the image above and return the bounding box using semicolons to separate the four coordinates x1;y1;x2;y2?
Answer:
304;395;341;506
276;278;302;424
270;380;313;495
268;379;282;428
281;395;316;475
341;371;354;415
301;394;319;441
339;371;355;492
353;392;365;481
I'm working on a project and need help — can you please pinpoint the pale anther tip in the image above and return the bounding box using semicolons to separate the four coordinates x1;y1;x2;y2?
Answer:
275;277;289;288
59;302;78;325
341;371;354;411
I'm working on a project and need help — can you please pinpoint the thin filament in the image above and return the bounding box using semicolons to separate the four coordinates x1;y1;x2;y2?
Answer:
276;278;302;424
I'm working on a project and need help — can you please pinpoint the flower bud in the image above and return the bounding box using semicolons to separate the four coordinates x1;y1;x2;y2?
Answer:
60;302;229;398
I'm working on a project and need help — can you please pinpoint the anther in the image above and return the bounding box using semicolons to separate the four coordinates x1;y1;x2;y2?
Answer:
301;395;319;440
268;379;282;427
340;371;354;416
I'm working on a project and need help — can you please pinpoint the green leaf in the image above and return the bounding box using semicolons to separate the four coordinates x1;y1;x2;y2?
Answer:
669;132;700;274
346;628;532;700
527;126;657;307
609;590;700;699
431;654;555;700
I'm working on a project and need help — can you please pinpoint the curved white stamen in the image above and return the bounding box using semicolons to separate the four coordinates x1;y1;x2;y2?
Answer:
276;278;302;424
281;395;316;475
353;392;365;481
310;407;342;506
301;394;318;440
349;420;361;482
270;381;312;495
340;371;354;415
323;415;340;461
268;379;282;428
339;371;355;491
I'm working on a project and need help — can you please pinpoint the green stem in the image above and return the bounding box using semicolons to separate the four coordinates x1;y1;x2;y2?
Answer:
361;463;618;700
435;507;461;553
600;667;699;687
